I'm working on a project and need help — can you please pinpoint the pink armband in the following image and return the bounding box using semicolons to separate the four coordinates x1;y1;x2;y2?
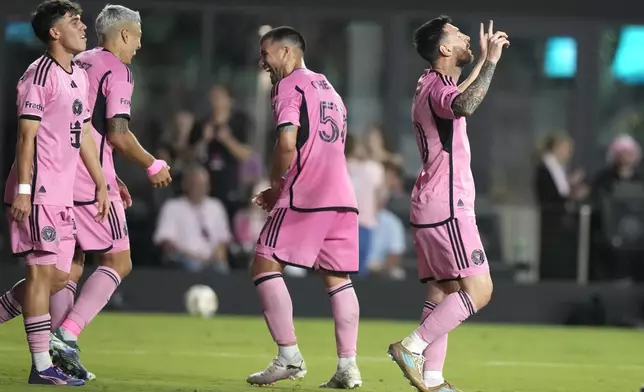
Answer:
146;159;167;176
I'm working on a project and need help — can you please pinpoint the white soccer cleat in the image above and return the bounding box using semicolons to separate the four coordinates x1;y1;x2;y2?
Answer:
319;365;363;389
246;355;307;386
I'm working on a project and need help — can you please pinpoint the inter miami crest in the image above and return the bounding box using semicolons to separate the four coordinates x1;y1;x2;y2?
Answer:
471;249;485;265
41;226;57;242
72;98;83;116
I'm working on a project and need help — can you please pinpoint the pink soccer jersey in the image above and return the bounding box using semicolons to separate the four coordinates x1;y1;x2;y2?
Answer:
72;48;134;203
270;68;357;212
410;69;476;226
4;54;91;207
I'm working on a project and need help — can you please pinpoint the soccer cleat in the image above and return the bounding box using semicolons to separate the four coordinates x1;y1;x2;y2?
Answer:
426;381;462;392
50;330;96;381
246;354;307;386
28;365;85;386
387;341;428;392
319;365;363;389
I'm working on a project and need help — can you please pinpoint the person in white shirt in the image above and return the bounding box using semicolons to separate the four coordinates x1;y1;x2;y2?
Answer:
154;164;231;274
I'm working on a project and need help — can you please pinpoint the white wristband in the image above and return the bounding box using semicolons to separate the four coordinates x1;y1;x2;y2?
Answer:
18;184;31;195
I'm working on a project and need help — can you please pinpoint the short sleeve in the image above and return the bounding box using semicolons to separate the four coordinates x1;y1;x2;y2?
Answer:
153;201;177;244
16;72;53;121
429;76;460;120
105;67;134;120
272;83;302;127
82;72;91;123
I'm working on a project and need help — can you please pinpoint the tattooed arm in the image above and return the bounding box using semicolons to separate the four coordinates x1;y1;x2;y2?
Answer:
106;116;155;168
270;123;299;190
451;60;497;117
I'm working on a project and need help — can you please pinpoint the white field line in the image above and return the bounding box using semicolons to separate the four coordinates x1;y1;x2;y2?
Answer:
0;346;641;371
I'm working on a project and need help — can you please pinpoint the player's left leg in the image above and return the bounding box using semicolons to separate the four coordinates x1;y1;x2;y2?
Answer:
391;217;492;392
316;211;362;389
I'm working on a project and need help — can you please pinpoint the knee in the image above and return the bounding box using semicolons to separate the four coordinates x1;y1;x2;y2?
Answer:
101;251;132;279
250;255;283;278
50;269;71;294
461;274;493;311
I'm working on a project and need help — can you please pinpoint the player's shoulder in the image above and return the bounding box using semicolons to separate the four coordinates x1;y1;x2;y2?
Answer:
109;60;134;84
425;69;456;89
19;55;55;87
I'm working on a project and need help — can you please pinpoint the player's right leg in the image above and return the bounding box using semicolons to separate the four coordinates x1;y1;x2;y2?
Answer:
246;207;320;386
7;205;84;386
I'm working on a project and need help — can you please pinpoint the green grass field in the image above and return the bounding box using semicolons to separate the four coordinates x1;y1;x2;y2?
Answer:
0;314;642;391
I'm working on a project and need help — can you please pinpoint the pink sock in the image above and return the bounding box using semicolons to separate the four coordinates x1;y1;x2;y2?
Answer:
420;301;448;371
253;272;296;345
63;267;121;335
327;281;359;358
0;284;23;323
24;314;51;353
415;290;476;344
50;281;76;330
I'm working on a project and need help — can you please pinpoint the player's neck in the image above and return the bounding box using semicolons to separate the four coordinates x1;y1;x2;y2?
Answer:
102;43;128;63
282;59;306;79
431;62;462;81
47;44;74;73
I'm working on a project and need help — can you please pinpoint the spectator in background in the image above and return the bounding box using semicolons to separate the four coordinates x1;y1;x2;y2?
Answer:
590;134;644;282
346;133;384;276
367;187;407;280
190;84;254;224
364;124;403;165
534;132;588;280
153;165;231;274
156;109;196;180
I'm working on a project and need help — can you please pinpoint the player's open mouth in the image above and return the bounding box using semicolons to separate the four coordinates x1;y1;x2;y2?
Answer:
81;34;86;40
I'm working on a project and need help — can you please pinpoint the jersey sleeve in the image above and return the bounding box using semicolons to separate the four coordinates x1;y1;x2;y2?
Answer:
104;67;134;120
16;70;53;121
428;78;460;120
272;83;302;128
82;71;91;123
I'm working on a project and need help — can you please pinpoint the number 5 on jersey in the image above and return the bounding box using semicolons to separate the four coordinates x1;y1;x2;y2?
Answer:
319;101;346;144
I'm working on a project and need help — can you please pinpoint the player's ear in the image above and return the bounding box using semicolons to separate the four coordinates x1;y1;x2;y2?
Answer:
120;28;129;43
438;44;451;57
49;27;59;41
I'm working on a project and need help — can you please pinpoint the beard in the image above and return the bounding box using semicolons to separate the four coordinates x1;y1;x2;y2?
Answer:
456;48;475;67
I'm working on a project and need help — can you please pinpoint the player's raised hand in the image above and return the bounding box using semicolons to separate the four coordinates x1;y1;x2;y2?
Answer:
95;186;110;222
478;21;490;60
11;193;31;222
149;165;172;188
487;30;510;64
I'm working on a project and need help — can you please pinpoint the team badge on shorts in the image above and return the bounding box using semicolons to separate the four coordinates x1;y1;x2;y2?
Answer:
41;226;57;242
471;249;485;265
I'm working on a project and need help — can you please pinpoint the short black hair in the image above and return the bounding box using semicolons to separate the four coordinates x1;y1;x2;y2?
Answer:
413;15;451;64
260;26;306;53
31;0;83;44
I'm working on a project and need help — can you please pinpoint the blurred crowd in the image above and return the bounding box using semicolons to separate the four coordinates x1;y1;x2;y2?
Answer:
535;132;644;283
142;83;411;280
144;81;644;285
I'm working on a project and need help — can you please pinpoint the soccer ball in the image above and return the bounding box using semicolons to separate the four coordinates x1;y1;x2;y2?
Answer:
184;285;219;318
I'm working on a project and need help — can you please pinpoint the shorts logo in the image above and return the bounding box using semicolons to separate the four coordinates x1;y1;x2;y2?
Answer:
41;226;57;243
471;249;485;266
72;99;83;116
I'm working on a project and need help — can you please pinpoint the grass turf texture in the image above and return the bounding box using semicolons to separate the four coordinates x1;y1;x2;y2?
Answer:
0;314;642;391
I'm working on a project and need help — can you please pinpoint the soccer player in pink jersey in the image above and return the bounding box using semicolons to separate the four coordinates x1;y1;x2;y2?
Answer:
44;4;171;380
0;0;109;386
386;17;509;392
246;27;362;388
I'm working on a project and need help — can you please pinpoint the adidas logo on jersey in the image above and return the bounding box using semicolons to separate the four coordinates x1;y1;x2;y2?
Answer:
457;199;464;207
38;186;46;193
